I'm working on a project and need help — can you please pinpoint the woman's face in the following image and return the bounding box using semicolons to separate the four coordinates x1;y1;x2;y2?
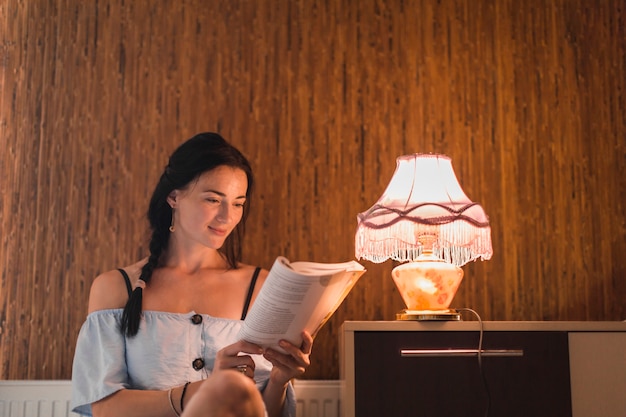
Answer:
168;165;248;250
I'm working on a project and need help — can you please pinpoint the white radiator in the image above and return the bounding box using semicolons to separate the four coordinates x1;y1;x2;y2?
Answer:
293;380;340;417
0;381;78;417
0;379;340;417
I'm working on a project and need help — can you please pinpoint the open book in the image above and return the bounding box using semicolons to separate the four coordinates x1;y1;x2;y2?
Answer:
238;256;366;353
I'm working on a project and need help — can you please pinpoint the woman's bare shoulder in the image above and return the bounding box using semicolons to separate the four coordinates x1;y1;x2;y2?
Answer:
88;258;148;313
237;262;269;277
237;262;269;294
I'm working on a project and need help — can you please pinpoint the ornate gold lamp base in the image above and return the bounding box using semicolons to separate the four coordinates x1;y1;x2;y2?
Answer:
395;309;461;321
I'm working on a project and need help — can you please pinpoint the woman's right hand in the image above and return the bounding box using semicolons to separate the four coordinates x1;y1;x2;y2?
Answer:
213;340;264;378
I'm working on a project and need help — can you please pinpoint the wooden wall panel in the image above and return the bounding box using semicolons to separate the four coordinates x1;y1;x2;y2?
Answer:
1;0;624;381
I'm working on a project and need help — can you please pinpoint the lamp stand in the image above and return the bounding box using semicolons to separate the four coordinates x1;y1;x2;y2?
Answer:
391;235;464;321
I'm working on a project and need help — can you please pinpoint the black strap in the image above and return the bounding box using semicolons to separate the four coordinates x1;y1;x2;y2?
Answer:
240;267;261;320
118;268;133;298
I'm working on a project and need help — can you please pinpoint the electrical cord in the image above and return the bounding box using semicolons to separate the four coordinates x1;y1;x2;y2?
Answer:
456;308;490;417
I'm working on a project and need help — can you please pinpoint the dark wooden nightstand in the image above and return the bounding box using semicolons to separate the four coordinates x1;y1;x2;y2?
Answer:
340;321;626;417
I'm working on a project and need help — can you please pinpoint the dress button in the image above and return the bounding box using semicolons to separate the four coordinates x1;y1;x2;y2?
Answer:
192;358;205;371
191;314;203;325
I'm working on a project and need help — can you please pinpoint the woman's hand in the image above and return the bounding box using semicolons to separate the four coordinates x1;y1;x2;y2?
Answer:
263;331;313;386
214;340;264;379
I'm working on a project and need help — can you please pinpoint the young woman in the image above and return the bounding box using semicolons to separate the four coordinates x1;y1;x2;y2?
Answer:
71;133;312;417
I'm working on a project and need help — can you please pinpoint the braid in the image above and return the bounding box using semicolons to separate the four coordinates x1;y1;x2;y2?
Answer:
120;218;169;337
119;285;143;336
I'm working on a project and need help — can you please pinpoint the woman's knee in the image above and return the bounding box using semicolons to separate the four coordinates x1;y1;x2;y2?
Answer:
183;370;265;417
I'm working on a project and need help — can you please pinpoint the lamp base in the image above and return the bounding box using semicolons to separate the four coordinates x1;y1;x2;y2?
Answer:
395;309;461;321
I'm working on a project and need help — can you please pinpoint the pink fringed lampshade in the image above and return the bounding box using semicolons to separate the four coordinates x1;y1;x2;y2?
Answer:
355;154;493;319
355;154;492;266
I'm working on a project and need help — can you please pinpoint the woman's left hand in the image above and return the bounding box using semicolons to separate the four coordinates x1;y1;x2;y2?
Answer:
263;331;313;385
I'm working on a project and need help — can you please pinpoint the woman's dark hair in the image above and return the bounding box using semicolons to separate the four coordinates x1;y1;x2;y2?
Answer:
120;132;254;336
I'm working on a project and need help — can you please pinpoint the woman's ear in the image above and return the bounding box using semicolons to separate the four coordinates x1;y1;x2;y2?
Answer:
166;190;178;208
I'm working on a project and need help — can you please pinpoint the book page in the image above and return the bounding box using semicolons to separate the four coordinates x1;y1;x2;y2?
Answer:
238;256;365;353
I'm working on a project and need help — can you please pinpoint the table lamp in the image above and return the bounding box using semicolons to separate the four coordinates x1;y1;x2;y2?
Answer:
355;154;492;320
